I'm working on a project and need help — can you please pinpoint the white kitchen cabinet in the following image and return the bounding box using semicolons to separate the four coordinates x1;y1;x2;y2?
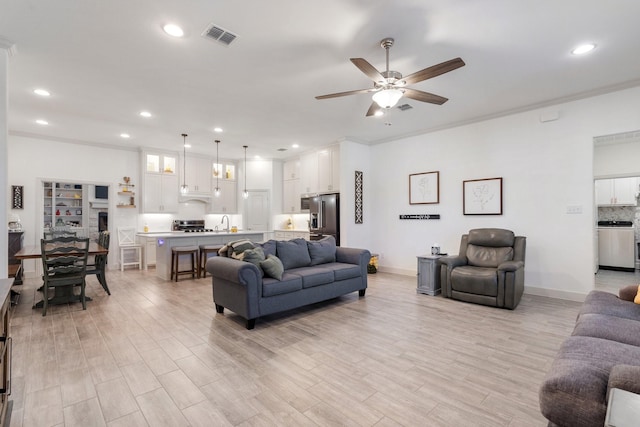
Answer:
145;152;177;174
283;159;300;180
143;174;179;213
596;177;638;205
274;230;309;241
209;179;237;213
137;235;157;269
283;179;301;213
299;152;318;195
598;227;635;269
184;156;212;194
317;145;340;193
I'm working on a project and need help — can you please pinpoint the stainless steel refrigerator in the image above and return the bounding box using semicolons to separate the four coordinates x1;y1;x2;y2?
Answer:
309;193;340;245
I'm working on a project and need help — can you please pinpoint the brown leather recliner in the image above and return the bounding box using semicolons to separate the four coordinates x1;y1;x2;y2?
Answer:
439;228;526;309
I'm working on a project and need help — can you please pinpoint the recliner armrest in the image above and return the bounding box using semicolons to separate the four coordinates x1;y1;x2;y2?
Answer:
438;255;467;269
608;365;640;397
498;260;524;272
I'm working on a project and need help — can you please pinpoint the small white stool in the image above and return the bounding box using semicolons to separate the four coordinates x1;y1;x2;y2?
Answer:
118;227;142;271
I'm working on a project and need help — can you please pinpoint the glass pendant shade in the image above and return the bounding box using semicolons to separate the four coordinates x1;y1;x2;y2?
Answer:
372;88;403;108
214;139;221;197
243;145;249;199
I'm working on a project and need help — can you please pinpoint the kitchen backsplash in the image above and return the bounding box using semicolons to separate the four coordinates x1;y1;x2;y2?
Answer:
598;206;636;222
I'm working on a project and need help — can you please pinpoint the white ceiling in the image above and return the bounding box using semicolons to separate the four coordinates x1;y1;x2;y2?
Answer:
2;0;640;160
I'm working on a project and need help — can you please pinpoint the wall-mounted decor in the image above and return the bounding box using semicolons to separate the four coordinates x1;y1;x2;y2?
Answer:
409;171;439;205
355;170;363;224
399;214;440;220
11;185;23;209
463;177;503;215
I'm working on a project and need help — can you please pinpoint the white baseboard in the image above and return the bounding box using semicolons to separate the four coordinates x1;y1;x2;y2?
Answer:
376;266;589;302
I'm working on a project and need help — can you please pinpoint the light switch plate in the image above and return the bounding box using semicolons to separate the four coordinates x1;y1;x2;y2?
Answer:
566;205;583;214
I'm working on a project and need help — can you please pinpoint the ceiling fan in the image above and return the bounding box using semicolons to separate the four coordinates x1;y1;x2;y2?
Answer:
315;37;465;116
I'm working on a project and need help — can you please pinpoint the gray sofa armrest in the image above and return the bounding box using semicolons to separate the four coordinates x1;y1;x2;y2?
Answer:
336;247;371;266
608;365;640;397
498;260;524;272
206;256;263;321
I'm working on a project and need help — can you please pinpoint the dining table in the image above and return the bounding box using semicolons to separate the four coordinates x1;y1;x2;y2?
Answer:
14;241;109;309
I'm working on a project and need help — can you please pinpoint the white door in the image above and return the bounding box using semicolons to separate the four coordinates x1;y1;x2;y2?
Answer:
244;190;270;231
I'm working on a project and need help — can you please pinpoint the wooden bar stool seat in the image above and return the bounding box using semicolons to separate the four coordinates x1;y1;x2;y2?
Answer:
171;246;199;282
199;244;223;278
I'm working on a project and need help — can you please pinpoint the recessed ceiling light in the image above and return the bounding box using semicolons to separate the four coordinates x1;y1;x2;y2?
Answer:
163;24;184;38
36;119;48;125
33;88;50;97
292;143;299;148
214;127;223;133
120;133;130;138
571;43;596;55
140;111;152;118
183;144;191;148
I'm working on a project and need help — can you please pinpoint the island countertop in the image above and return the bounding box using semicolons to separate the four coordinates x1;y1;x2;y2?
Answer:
136;230;266;238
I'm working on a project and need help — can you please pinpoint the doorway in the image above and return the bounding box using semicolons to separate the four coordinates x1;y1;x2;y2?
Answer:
244;190;270;231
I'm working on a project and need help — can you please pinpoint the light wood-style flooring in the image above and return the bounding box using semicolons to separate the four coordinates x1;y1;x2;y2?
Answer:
8;269;590;427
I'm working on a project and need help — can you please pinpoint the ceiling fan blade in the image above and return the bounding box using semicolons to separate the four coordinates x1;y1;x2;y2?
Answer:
315;88;374;100
403;88;448;105
365;102;382;117
402;57;465;85
350;58;386;84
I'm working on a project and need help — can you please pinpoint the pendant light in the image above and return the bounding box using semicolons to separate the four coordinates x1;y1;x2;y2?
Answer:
242;145;249;199
214;140;221;197
180;133;189;195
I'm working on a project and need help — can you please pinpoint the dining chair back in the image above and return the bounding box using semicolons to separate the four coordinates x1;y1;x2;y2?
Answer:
86;231;111;295
40;236;90;316
117;227;142;271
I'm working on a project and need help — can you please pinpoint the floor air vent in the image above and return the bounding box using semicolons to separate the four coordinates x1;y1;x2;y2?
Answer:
202;24;237;46
397;104;413;111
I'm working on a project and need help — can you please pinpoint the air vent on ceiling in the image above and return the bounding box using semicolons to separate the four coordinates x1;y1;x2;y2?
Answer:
201;23;237;46
397;104;413;111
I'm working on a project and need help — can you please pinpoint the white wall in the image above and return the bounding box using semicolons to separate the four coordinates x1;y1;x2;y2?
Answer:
339;139;372;250
368;86;640;300
594;134;640;177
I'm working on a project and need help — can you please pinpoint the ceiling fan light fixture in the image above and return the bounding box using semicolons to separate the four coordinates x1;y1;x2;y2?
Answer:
372;88;404;109
571;43;596;55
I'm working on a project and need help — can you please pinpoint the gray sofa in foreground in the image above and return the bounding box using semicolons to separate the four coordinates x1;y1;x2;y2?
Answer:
205;236;371;329
539;289;640;427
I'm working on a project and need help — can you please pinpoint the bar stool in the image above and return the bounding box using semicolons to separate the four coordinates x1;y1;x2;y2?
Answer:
199;244;223;278
171;246;199;282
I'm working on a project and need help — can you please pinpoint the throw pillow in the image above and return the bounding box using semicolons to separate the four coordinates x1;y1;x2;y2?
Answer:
619;284;640;303
307;235;336;266
243;247;265;268
255;239;277;257
276;238;311;270
260;254;284;280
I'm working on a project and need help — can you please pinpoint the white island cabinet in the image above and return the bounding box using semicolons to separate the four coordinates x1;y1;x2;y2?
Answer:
137;231;265;280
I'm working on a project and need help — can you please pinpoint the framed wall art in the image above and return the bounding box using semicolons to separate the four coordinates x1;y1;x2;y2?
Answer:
463;177;503;215
409;171;439;205
12;185;24;209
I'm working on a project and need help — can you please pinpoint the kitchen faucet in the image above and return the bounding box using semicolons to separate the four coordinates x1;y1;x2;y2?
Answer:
221;215;230;232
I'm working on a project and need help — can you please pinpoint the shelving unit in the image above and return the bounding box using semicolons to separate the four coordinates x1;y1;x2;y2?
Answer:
118;182;136;208
43;182;85;229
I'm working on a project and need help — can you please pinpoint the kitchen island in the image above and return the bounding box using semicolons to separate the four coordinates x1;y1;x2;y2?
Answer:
136;231;265;280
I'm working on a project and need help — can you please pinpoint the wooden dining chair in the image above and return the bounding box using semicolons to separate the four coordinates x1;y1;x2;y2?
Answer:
40;236;90;316
86;231;110;295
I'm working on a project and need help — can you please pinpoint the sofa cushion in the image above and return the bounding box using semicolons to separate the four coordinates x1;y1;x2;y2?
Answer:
327;263;362;281
540;336;640;427
288;266;335;288
572;313;640;347
466;244;513;268
243;247;265;269
255;239;277;258
260;254;284;280
579;290;640;321
307;236;337;266
276;238;311;270
451;266;497;296
262;273;302;297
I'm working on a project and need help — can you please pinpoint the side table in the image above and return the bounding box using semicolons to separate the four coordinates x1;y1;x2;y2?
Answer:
417;255;442;296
